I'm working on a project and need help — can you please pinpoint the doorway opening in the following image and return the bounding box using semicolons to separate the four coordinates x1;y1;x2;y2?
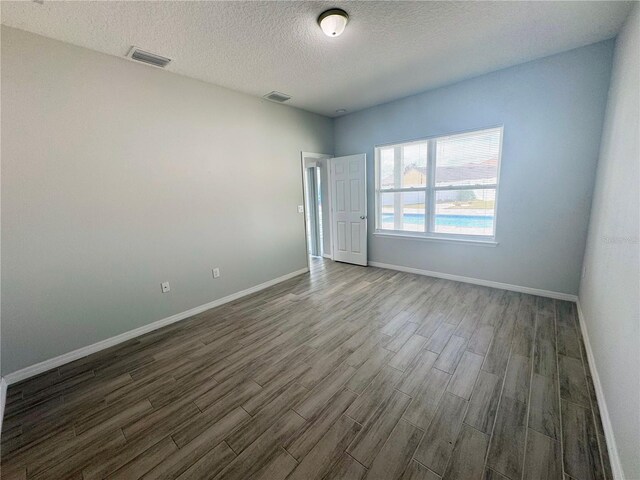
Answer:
301;153;331;261
304;164;323;257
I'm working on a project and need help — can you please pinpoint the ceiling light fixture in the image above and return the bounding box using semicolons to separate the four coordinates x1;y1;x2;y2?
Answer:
318;9;349;37
336;109;347;114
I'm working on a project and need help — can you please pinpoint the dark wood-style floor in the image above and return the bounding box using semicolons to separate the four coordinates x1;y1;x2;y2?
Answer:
1;258;611;480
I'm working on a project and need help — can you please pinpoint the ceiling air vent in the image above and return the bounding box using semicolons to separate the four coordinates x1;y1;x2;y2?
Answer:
263;91;291;103
127;47;171;68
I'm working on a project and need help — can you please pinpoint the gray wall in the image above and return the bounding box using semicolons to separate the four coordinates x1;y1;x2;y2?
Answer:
579;5;639;478
0;27;333;375
334;41;614;295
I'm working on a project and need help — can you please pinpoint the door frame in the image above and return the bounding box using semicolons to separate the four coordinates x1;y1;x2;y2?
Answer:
305;166;321;257
300;152;332;270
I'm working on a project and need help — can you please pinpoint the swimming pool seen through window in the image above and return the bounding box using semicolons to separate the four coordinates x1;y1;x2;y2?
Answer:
374;127;503;241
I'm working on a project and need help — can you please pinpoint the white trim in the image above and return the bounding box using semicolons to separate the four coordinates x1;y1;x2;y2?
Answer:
327;156;335;261
322;253;332;259
0;377;7;433
576;301;624;480
373;231;498;247
301;156;312;265
3;268;309;385
301;152;332;161
368;261;577;301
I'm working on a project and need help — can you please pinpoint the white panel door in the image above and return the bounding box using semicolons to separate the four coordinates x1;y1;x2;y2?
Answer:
330;154;367;266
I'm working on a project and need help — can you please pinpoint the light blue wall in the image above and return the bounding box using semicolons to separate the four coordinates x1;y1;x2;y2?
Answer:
334;41;614;295
579;5;639;478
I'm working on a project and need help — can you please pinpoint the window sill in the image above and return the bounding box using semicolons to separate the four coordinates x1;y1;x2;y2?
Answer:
373;231;499;247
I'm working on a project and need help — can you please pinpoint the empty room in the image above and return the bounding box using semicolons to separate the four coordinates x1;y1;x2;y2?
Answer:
0;1;638;479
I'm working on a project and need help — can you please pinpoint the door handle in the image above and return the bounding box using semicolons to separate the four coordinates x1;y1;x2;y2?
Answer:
360;215;367;220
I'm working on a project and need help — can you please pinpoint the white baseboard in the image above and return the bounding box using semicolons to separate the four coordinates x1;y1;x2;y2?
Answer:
0;377;7;433
576;301;624;480
3;268;309;386
368;261;578;301
322;253;332;259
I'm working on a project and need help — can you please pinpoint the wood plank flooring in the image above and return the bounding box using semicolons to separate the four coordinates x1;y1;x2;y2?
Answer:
0;258;612;480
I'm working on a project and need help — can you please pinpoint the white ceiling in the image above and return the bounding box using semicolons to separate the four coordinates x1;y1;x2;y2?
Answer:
1;1;634;117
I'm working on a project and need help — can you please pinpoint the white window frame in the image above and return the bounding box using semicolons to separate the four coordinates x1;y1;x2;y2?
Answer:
374;126;503;245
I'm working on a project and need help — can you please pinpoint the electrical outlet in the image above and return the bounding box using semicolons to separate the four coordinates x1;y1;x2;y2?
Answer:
161;281;170;293
212;268;220;279
298;205;304;213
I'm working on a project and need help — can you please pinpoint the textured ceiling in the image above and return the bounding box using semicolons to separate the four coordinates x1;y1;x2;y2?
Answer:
1;1;634;117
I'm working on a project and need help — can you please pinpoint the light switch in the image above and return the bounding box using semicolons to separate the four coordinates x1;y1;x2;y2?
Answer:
298;205;304;213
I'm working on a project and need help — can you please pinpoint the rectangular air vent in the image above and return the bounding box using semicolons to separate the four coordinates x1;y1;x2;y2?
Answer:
127;47;171;68
263;91;291;103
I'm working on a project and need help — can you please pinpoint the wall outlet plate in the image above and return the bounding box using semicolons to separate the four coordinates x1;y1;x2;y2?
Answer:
161;281;170;293
298;205;304;213
212;268;220;279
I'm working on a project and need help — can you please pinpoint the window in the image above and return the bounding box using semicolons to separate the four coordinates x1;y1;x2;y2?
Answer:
375;127;502;241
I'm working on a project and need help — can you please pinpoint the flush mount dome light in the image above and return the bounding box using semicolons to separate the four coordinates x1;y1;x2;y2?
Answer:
318;8;349;37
